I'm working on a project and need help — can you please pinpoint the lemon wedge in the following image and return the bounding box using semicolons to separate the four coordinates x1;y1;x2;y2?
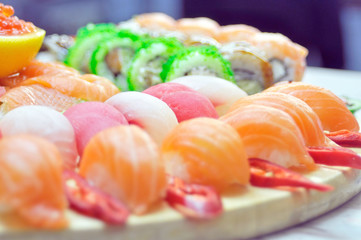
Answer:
0;28;45;78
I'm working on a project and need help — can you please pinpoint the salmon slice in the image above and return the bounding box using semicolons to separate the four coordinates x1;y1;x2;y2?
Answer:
0;60;78;88
161;118;249;192
0;84;81;114
0;134;68;229
229;92;331;147
265;82;359;132
221;104;316;171
79;125;167;215
0;60;120;102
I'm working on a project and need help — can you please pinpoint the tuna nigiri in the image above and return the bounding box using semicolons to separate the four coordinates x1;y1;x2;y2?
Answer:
0;134;67;229
144;82;218;122
265;82;360;132
64;101;128;156
221;104;316;171
79;125;167;214
0;105;78;170
161;117;250;192
106;92;178;146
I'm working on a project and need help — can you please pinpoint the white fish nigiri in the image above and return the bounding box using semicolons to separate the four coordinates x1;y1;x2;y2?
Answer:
171;75;247;116
0;105;78;170
106;91;178;146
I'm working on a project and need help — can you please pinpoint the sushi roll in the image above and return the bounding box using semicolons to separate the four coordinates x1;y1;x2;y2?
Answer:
215;24;260;43
133;12;177;31
64;23;118;73
127;37;183;91
176;17;220;38
249;32;308;83
160;46;235;82
89;30;142;90
220;41;273;94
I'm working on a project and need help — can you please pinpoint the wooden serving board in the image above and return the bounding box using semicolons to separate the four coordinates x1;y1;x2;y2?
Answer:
1;148;361;240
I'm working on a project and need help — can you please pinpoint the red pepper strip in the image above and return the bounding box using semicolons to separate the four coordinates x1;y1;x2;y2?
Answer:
63;170;129;225
326;130;361;148
249;158;333;191
308;146;361;169
165;176;223;219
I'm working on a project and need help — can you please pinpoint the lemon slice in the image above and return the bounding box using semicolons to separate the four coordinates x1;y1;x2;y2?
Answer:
0;28;45;78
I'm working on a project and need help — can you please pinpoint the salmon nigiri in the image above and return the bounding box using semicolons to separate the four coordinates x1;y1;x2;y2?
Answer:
265;82;360;132
0;135;67;229
79;125;167;214
0;105;78;170
229;92;331;147
0;84;81;115
2;60;120;102
221;104;316;171
161;118;250;192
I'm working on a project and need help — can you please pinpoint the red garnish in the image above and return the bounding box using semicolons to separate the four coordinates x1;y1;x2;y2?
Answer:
0;3;37;35
249;158;333;191
63;170;129;225
308;146;361;169
165;176;223;219
326;130;361;148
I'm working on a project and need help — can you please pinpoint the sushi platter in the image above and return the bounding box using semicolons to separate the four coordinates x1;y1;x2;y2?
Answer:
1;3;361;240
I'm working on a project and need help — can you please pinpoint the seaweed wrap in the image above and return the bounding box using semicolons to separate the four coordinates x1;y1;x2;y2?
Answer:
64;23;118;73
220;41;273;94
90;30;142;91
127;38;183;91
160;46;234;82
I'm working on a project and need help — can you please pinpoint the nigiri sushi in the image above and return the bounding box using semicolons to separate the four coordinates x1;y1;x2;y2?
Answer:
228;92;331;147
0;134;67;229
79;125;167;214
161;117;250;192
0;84;81;115
64;101;128;156
144;82;218;122
265;82;360;132
221;104;316;171
106;91;178;146
0;105;78;170
3;60;120;102
171;75;247;116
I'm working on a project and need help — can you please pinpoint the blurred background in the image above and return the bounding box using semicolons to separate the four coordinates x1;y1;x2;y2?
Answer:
3;0;361;71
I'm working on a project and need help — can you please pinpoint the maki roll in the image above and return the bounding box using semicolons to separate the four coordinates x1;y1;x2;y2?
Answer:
64;23;118;72
90;30;141;90
160;46;234;82
127;38;183;91
249;32;308;83
220;41;273;94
